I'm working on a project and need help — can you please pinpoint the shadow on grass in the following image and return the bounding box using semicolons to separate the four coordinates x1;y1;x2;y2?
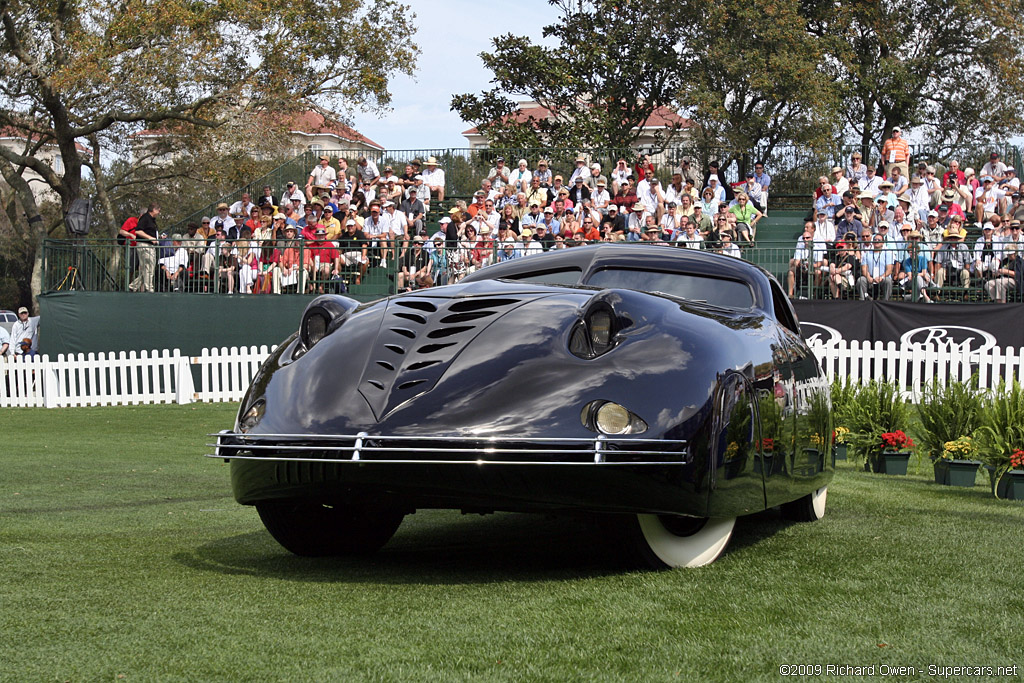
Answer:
172;509;795;583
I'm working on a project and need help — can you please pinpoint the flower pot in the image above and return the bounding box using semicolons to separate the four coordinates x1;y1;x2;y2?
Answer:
992;469;1024;500
984;466;1024;500
1009;470;1024;500
934;459;981;487
834;444;848;461
876;451;910;475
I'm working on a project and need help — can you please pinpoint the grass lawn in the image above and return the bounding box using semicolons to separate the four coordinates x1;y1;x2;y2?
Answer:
3;405;1023;682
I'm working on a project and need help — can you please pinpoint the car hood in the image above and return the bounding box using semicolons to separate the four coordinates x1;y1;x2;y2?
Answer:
247;280;767;440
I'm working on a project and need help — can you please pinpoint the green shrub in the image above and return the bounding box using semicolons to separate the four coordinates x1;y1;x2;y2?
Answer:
974;380;1024;481
915;378;983;462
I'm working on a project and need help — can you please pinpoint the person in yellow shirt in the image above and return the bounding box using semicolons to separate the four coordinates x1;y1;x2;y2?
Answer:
320;206;343;240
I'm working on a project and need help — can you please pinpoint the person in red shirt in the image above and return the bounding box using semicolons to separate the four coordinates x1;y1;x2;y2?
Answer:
634;153;655;183
579;214;602;241
304;227;340;293
942;160;966;188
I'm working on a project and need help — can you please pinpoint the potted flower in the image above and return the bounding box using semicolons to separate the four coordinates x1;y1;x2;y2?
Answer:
915;378;982;483
830;379;857;462
877;430;915;475
844;380;912;473
833;426;850;461
934;436;981;487
1007;450;1024;500
975;381;1024;500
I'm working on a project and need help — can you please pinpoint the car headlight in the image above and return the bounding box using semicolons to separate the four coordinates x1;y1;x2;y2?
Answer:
295;295;360;356
581;400;647;435
596;402;630;434
238;399;265;433
569;304;620;359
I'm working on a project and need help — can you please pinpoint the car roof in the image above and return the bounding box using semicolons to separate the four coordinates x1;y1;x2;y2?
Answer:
461;244;777;313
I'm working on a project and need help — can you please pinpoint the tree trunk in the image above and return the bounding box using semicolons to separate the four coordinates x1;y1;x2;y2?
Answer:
0;158;46;313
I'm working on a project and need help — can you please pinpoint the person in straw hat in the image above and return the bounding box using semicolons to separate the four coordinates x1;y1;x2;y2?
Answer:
422;156;446;202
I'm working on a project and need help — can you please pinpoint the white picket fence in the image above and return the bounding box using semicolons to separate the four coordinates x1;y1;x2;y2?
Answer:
0;345;274;408
1;341;1021;408
808;339;1022;398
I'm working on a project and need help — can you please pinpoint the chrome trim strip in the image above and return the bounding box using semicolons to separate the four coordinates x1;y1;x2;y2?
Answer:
208;431;689;465
210;433;682;444
206;443;685;457
204;453;688;466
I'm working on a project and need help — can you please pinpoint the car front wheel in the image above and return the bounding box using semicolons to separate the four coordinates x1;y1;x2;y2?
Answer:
256;502;405;557
631;514;736;568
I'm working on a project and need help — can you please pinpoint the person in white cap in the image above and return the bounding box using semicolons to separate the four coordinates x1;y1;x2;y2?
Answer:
974;221;1002;282
280;181;304;210
974;175;1006;224
10;306;38;354
487;156;510;190
704;176;726;204
383;200;408;257
421;156;445;201
1002;166;1020;193
981;151;1007;184
880;126;910;179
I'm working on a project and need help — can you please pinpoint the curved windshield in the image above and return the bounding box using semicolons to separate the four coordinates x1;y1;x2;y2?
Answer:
585;268;753;309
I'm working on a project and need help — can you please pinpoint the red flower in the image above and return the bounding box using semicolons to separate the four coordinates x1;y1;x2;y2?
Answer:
880;430;914;451
1011;449;1024;470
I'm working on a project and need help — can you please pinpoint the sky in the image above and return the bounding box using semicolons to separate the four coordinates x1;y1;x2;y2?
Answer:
348;0;557;150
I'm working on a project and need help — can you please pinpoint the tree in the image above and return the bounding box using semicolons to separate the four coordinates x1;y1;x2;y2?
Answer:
451;0;691;151
0;0;417;307
678;0;840;173
804;0;1024;159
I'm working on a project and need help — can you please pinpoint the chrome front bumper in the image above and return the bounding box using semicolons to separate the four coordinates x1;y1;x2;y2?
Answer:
208;431;691;466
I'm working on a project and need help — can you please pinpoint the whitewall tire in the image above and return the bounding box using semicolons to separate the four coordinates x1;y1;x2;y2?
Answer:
634;515;736;568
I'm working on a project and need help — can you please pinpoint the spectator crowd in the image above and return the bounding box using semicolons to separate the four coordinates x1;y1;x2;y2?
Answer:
113;138;1023;302
787;131;1024;303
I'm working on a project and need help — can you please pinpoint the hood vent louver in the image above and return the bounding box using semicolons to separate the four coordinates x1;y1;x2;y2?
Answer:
359;296;526;419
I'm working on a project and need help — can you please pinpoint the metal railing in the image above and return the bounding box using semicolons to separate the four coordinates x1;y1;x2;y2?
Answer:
43;238;400;297
43;238;1020;304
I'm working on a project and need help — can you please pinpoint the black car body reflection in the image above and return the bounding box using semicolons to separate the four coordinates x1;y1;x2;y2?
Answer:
214;245;832;567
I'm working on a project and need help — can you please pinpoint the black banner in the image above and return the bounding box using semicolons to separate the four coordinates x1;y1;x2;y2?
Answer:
793;301;1024;352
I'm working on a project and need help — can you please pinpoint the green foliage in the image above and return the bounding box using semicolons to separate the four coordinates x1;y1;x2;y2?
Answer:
843;381;912;466
975;381;1024;478
804;0;1024;155
0;0;418;213
678;0;841;164
830;378;859;427
915;378;984;462
451;0;690;151
758;392;785;444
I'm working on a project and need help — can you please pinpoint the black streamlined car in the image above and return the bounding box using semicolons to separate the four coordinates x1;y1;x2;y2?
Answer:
213;244;832;567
